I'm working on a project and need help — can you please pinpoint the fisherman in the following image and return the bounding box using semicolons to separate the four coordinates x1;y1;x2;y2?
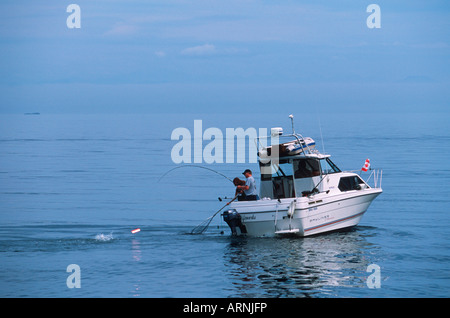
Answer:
233;177;247;201
237;169;259;201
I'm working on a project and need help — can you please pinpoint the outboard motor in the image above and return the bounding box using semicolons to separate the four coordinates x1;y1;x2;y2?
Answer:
222;209;247;236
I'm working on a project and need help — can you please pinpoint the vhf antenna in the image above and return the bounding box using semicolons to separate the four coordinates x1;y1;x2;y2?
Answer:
289;114;312;154
289;114;295;135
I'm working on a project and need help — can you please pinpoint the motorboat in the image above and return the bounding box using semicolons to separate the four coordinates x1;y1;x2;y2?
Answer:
222;115;382;237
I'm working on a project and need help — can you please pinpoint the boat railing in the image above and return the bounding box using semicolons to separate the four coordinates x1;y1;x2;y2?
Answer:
255;115;318;157
365;169;383;189
341;168;383;189
255;132;317;156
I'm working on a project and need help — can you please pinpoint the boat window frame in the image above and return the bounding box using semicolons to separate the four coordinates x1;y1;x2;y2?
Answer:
338;175;365;192
271;159;296;199
293;158;321;179
271;159;294;178
321;157;341;175
259;158;295;181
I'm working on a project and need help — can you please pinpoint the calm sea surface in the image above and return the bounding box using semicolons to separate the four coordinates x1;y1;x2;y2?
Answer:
0;112;448;298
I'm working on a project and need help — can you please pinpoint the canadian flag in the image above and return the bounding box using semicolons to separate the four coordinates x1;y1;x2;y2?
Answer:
361;159;370;172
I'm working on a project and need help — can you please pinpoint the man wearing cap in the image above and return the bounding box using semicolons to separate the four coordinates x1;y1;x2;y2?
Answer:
236;169;259;201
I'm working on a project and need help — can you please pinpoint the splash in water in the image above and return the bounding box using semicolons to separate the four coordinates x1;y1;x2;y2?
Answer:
95;233;114;242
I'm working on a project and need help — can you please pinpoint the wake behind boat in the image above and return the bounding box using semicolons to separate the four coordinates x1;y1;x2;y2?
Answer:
222;115;382;237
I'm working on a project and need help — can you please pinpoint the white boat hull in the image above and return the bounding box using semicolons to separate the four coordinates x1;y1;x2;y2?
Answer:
227;188;382;237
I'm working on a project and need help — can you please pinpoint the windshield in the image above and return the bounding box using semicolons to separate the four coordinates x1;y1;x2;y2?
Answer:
271;159;293;178
293;159;321;179
321;158;341;174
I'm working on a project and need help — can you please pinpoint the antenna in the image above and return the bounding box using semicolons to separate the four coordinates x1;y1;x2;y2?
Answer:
288;113;314;154
318;115;325;154
289;114;295;134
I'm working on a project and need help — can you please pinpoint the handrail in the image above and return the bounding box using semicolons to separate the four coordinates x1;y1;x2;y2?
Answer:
256;132;316;156
366;169;383;189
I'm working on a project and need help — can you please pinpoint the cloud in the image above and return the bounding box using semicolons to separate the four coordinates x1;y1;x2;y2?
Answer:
180;44;249;57
154;51;166;58
104;24;138;36
180;44;216;56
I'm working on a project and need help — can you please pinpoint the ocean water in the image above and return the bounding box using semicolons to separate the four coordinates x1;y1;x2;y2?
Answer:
0;112;448;298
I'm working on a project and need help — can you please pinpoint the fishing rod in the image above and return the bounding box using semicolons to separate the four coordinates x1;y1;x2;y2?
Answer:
158;165;237;234
157;164;234;183
190;195;238;235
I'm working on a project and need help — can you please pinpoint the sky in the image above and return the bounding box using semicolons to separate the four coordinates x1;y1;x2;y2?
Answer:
0;0;449;114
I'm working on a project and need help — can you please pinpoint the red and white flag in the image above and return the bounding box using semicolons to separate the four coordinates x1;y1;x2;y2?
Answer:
361;159;370;172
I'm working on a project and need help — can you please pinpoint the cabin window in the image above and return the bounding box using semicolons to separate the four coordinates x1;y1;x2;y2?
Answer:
272;159;294;178
293;159;321;179
271;159;296;199
338;176;364;192
321;158;341;174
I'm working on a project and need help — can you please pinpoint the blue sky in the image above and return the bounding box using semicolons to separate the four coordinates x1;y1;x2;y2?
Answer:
0;0;448;113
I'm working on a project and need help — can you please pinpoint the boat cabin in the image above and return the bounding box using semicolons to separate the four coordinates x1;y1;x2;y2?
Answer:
259;154;344;199
256;123;368;199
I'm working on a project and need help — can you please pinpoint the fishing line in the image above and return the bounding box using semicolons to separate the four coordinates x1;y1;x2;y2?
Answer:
190;195;238;235
157;164;234;183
